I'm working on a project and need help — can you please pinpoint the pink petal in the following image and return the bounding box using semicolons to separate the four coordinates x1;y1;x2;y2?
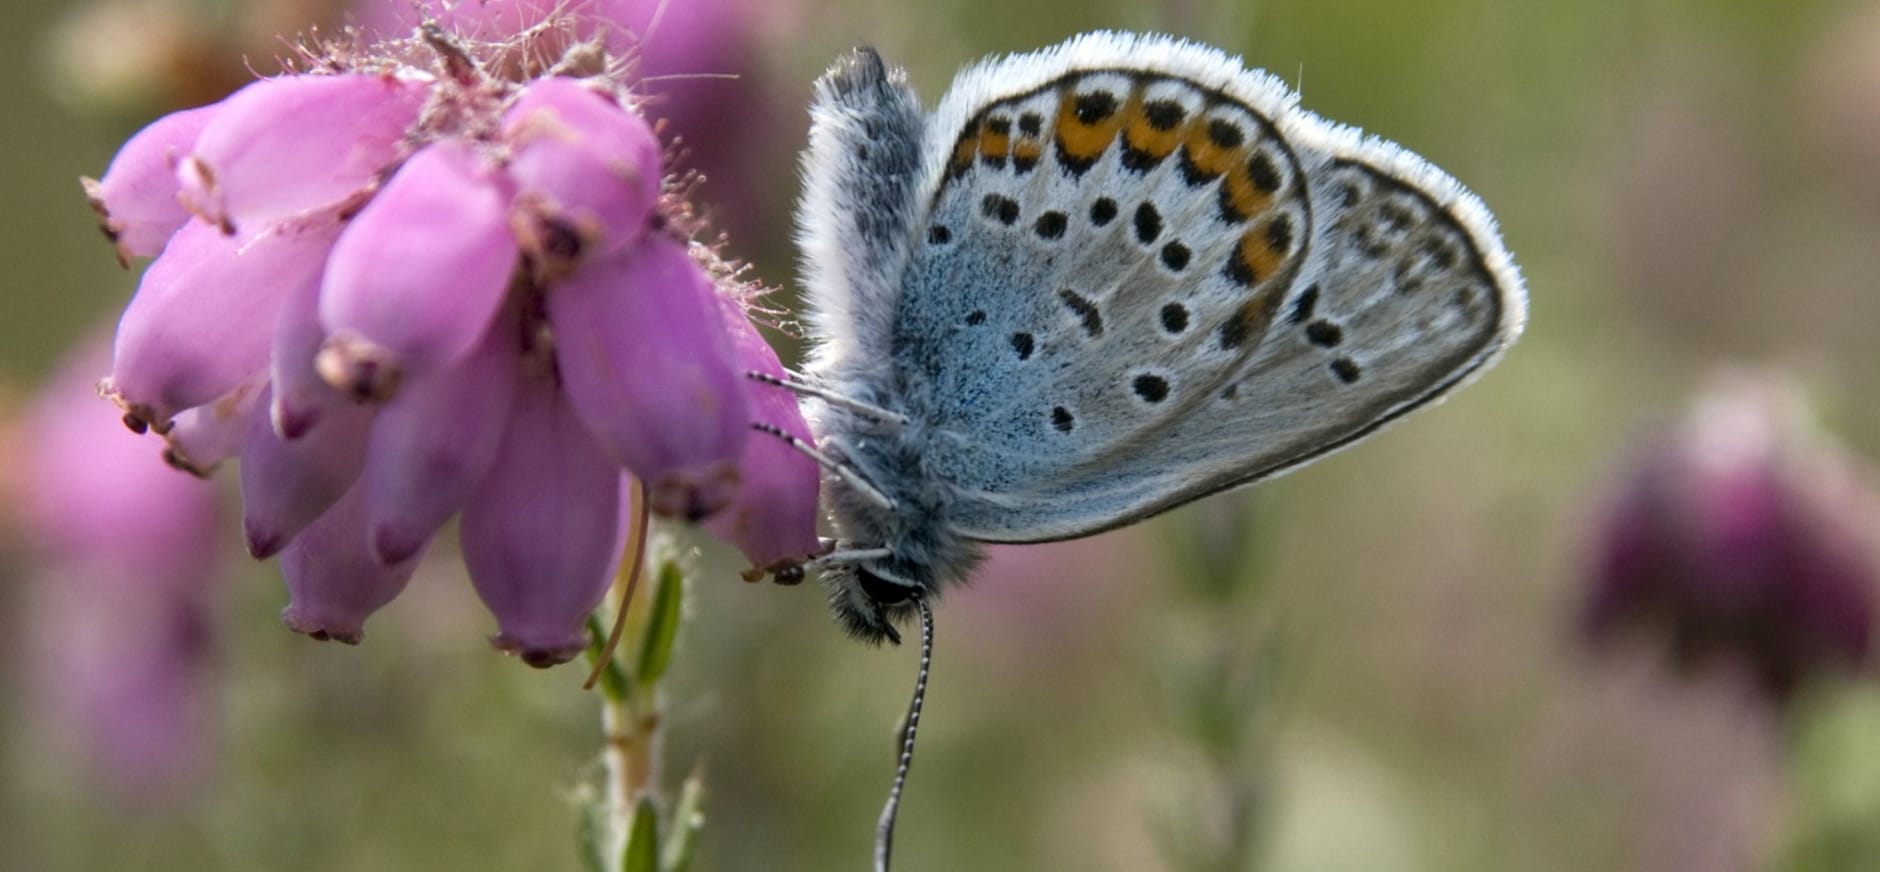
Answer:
702;305;821;571
162;371;266;477
461;372;624;668
317;140;519;401
504;76;662;275
362;313;521;565
177;73;430;234
270;253;351;441
239;384;373;559
280;481;423;644
550;235;747;520
105;216;341;433
82;102;218;265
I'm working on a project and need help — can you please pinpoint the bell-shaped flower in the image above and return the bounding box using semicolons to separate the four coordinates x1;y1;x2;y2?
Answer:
504;76;662;277
82;102;218;265
318;139;519;401
270;258;346;440
239;384;373;559
363;311;521;565
176;72;430;233
703;303;821;573
1583;373;1880;705
461;370;624;667
106;215;340;433
163;372;266;476
550;235;747;520
280;481;424;644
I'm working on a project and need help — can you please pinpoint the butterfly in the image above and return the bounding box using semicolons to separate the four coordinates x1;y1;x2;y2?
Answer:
775;31;1525;641
764;32;1525;866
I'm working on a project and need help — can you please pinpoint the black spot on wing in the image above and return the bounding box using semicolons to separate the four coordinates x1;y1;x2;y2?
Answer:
1159;303;1189;334
1331;357;1362;383
1034;211;1068;240
1134;203;1162;244
1160;242;1190;272
981;194;1019;225
1132;374;1169;403
1058;289;1104;338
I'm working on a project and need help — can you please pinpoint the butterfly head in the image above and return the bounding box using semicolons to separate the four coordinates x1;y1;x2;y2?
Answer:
824;563;924;645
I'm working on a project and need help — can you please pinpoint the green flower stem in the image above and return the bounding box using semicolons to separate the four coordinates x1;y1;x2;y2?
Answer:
580;546;702;872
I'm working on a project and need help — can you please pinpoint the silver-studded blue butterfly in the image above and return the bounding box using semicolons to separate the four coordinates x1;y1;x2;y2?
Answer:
775;32;1525;640
765;32;1526;866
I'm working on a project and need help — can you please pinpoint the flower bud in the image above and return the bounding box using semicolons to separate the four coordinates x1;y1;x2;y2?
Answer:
318;140;519;400
504;76;662;276
239;385;372;559
550;236;747;519
82;102;218;265
280;481;423;644
163;372;266;476
106;216;339;433
177;73;429;233
461;371;624;667
702;304;820;572
362;312;521;565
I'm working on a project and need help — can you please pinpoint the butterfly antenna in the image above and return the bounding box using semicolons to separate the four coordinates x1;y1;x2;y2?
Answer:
875;596;933;872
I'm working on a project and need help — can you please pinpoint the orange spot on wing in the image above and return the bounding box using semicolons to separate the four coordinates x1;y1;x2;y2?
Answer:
1220;165;1273;224
1121;91;1182;162
1055;89;1124;164
1233;229;1284;286
1181;121;1239;182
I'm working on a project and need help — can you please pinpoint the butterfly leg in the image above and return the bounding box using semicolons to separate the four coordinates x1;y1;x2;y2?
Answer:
745;370;911;427
749;422;897;511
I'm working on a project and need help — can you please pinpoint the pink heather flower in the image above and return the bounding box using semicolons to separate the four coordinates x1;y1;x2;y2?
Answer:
504;76;662;275
79;20;801;665
81;102;219;265
21;336;226;795
703;300;820;574
362;307;520;564
1583;373;1880;704
104;215;341;434
318;139;519;399
354;0;790;237
281;480;424;643
176;72;429;234
551;235;748;520
240;383;373;559
462;369;626;666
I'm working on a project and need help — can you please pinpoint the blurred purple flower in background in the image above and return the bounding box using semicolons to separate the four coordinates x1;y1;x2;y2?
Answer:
1583;373;1880;705
81;9;820;667
19;336;225;796
354;0;792;241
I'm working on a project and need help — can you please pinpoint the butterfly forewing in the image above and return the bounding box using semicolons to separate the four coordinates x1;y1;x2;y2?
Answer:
883;37;1522;543
896;71;1315;490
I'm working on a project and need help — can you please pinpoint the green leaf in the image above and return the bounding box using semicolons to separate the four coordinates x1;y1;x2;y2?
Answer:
661;766;708;872
623;796;660;872
635;561;685;687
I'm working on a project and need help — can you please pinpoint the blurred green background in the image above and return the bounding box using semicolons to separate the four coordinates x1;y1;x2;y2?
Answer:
6;0;1880;870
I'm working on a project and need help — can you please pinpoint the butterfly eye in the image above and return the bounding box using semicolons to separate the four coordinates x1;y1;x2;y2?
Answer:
858;569;915;606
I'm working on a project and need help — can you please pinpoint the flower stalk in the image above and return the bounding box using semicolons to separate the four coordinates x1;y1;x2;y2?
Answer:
579;519;705;872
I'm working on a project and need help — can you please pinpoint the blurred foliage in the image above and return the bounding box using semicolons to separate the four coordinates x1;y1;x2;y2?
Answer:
6;0;1880;870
